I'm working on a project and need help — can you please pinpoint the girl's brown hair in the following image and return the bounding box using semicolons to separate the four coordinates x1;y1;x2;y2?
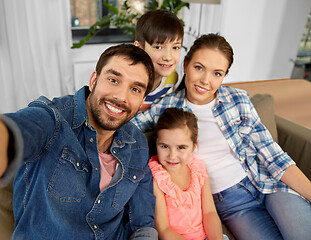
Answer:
154;108;198;145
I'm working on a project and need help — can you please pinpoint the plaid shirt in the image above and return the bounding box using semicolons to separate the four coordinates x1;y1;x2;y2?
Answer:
131;86;297;195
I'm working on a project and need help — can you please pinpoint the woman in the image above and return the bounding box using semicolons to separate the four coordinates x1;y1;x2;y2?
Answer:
131;33;311;240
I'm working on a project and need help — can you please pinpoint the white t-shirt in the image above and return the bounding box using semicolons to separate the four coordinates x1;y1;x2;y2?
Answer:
186;99;246;193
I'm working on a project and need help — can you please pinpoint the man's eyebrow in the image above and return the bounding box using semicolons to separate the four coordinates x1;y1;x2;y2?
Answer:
105;69;122;77
134;81;147;90
105;68;147;90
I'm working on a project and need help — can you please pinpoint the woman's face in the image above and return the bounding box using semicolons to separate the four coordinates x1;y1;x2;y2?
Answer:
184;48;229;105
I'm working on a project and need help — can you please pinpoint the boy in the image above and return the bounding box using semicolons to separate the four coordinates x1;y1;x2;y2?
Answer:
134;9;184;111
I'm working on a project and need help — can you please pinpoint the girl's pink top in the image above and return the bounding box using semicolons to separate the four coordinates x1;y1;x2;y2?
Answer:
149;155;208;240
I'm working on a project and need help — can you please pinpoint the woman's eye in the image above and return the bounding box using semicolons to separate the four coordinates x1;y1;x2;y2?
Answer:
215;72;222;77
195;66;202;71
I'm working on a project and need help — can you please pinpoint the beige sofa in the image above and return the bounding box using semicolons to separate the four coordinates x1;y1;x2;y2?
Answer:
0;92;310;239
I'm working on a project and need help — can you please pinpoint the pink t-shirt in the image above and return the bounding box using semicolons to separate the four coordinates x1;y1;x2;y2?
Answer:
149;155;208;240
98;152;118;191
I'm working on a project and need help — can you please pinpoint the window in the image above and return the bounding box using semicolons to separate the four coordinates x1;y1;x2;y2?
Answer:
70;0;133;44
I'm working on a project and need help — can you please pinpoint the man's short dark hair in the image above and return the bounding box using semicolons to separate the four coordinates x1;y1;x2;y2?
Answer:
95;44;154;96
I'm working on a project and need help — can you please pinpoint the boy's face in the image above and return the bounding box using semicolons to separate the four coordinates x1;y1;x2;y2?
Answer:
135;38;182;82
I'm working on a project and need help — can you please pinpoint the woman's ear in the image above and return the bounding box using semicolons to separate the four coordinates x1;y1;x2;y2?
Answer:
183;60;188;74
89;71;97;92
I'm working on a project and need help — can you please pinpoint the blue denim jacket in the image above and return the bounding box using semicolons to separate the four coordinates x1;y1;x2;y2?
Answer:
3;87;156;240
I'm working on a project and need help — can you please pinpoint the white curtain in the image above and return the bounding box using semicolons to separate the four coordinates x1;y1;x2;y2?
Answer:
0;0;73;113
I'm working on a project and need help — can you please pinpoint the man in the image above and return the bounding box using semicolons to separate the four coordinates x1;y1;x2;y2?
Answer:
0;44;157;239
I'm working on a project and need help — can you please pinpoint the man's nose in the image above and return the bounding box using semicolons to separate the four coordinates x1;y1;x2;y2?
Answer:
112;87;128;103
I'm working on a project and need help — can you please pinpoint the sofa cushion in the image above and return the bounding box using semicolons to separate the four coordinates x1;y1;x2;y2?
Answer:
251;94;278;142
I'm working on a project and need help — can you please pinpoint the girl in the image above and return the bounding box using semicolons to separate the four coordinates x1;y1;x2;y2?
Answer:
149;107;225;240
132;34;311;240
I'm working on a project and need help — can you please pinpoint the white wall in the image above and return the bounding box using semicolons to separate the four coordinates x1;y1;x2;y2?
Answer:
71;0;311;87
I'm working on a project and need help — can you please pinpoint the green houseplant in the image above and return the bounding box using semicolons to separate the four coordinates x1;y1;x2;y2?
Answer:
71;0;189;49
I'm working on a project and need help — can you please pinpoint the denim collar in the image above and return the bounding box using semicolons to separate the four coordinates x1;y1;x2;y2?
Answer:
73;86;89;129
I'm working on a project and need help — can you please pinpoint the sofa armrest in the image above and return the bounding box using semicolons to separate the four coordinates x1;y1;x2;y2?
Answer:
276;115;311;180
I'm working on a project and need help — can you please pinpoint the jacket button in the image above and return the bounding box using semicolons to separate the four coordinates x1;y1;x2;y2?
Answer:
94;225;97;229
89;138;94;142
97;200;101;204
133;175;136;180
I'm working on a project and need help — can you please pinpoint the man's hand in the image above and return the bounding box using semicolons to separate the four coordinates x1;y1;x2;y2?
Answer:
0;120;9;177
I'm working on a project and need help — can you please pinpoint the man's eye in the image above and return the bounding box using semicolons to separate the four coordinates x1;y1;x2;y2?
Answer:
109;78;118;84
131;87;141;93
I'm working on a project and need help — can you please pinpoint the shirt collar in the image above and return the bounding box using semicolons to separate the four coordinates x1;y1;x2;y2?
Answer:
73;86;89;129
216;86;232;103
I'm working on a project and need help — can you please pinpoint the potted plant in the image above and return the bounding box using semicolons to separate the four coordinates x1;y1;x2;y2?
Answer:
71;0;189;49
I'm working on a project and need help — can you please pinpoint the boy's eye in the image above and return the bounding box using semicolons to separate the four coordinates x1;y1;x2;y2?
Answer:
173;46;181;50
154;45;162;50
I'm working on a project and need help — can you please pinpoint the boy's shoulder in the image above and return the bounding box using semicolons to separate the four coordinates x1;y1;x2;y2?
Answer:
163;72;178;85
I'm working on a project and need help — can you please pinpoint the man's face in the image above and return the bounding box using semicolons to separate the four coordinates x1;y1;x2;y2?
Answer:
86;55;148;131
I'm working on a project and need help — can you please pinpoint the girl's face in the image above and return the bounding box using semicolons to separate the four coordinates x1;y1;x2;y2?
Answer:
184;48;229;105
156;126;197;172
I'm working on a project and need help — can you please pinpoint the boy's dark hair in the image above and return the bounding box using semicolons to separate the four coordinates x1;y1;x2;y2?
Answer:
95;44;154;96
135;9;184;48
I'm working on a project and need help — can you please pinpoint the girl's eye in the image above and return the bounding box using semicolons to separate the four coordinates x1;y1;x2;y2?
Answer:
160;145;168;149
178;146;186;150
154;45;162;50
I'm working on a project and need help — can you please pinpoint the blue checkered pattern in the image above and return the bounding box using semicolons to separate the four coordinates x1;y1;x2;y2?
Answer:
131;86;297;195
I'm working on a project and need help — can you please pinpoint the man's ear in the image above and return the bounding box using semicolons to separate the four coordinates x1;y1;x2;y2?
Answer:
89;71;97;92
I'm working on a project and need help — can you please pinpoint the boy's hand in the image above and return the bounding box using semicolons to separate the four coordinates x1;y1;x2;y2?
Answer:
0;120;9;177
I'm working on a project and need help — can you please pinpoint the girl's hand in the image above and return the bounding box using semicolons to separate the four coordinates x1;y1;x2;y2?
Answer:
153;181;186;240
202;177;224;240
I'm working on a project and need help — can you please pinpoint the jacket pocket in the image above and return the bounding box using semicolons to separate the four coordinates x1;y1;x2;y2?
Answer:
47;146;89;202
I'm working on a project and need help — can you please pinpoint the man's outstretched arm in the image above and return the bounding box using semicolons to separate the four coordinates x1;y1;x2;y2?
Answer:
0;119;9;177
